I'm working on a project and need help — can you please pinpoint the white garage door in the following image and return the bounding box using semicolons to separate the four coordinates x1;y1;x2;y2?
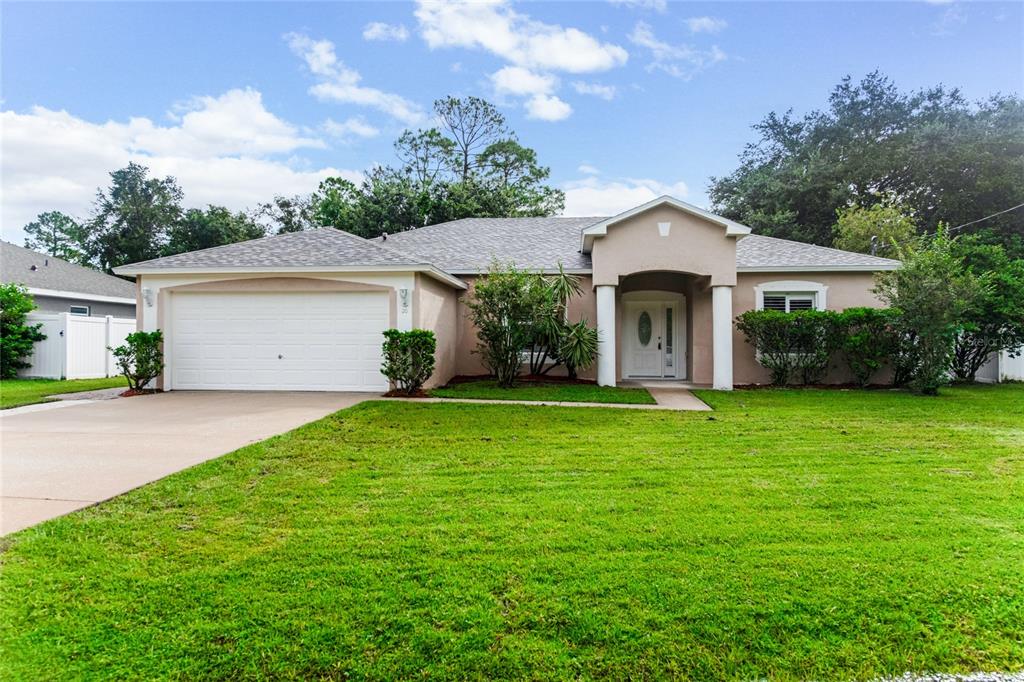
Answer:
170;291;389;392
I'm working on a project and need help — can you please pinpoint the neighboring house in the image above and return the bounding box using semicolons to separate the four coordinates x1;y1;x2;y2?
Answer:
114;196;900;392
2;241;136;318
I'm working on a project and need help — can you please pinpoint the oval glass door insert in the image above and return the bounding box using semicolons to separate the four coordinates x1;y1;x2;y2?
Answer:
638;311;652;346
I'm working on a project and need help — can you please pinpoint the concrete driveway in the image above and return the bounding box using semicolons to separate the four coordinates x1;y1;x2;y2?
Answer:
1;391;369;535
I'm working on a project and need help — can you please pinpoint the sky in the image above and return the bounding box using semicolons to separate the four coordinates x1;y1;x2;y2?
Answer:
2;0;1022;244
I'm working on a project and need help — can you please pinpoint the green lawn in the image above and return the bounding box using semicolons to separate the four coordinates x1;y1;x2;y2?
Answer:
2;386;1022;679
431;378;656;404
0;376;128;409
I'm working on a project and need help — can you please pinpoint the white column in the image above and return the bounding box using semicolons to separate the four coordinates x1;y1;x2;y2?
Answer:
596;285;617;387
712;285;733;390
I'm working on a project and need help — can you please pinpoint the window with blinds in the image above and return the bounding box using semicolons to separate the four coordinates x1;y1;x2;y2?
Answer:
762;293;816;312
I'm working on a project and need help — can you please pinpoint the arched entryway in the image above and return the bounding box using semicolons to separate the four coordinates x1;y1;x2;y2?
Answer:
617;271;697;382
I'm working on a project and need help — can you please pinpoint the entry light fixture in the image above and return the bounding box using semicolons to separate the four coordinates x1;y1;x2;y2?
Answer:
142;287;154;307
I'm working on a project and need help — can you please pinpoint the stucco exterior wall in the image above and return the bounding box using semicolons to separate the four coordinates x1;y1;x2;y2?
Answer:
32;295;135;319
591;206;738;287
414;273;459;388
732;271;884;385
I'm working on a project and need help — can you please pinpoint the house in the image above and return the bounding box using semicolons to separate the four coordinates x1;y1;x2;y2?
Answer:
113;196;899;392
2;241;136;318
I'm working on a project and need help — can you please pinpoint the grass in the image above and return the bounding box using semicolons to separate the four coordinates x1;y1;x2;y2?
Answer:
0;376;128;409
430;378;656;404
2;385;1022;680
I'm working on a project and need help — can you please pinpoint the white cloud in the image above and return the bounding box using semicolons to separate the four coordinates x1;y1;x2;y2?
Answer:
0;98;360;243
608;0;667;12
362;22;410;42
577;164;600;175
322;116;380;139
415;0;628;74
685;16;727;34
285;32;425;124
149;88;323;158
629;21;727;80
490;66;557;96
572;81;617;100
930;4;966;36
414;1;628;123
562;176;689;216
525;94;572;121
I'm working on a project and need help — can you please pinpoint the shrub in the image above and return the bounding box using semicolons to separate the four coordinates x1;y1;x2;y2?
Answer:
837;307;898;386
875;230;986;395
465;263;542;387
381;329;436;395
0;283;45;379
527;265;582;375
465;262;597;387
110;330;164;392
887;324;920;388
949;238;1024;382
736;309;840;386
558;320;599;379
790;310;842;384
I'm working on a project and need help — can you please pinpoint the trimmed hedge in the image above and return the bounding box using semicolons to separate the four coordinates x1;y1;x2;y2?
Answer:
838;307;899;387
737;307;912;387
736;310;841;386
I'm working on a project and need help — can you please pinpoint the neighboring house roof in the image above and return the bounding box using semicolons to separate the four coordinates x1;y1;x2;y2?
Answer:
1;241;136;303
736;235;900;271
113;228;467;288
383;216;600;273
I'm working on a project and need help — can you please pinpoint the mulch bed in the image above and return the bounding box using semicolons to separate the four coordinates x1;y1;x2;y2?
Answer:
119;389;162;398
444;374;597;386
383;389;430;398
734;383;898;390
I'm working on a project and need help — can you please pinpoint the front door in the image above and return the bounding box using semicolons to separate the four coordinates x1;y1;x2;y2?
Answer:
624;301;679;378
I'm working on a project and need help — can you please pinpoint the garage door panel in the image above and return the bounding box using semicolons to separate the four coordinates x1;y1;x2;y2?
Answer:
170;291;389;392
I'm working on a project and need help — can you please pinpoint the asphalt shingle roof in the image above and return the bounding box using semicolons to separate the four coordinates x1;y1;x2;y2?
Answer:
120;228;430;270
115;215;900;275
736;235;900;270
383;216;600;272
1;241;136;299
385;217;899;272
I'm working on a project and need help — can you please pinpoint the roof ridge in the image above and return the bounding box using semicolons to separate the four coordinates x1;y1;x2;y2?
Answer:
323;227;430;265
386;215;610;239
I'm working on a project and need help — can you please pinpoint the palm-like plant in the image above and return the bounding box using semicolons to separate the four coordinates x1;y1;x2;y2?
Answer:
559;319;599;379
526;264;586;375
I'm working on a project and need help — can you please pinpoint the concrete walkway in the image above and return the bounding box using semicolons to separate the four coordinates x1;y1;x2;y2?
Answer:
0;391;367;535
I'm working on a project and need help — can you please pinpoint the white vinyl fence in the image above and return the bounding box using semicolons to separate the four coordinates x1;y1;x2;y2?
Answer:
997;347;1024;381
976;346;1024;383
19;313;136;380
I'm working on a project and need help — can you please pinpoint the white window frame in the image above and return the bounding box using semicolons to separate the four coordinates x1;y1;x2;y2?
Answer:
69;304;91;316
754;280;828;312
